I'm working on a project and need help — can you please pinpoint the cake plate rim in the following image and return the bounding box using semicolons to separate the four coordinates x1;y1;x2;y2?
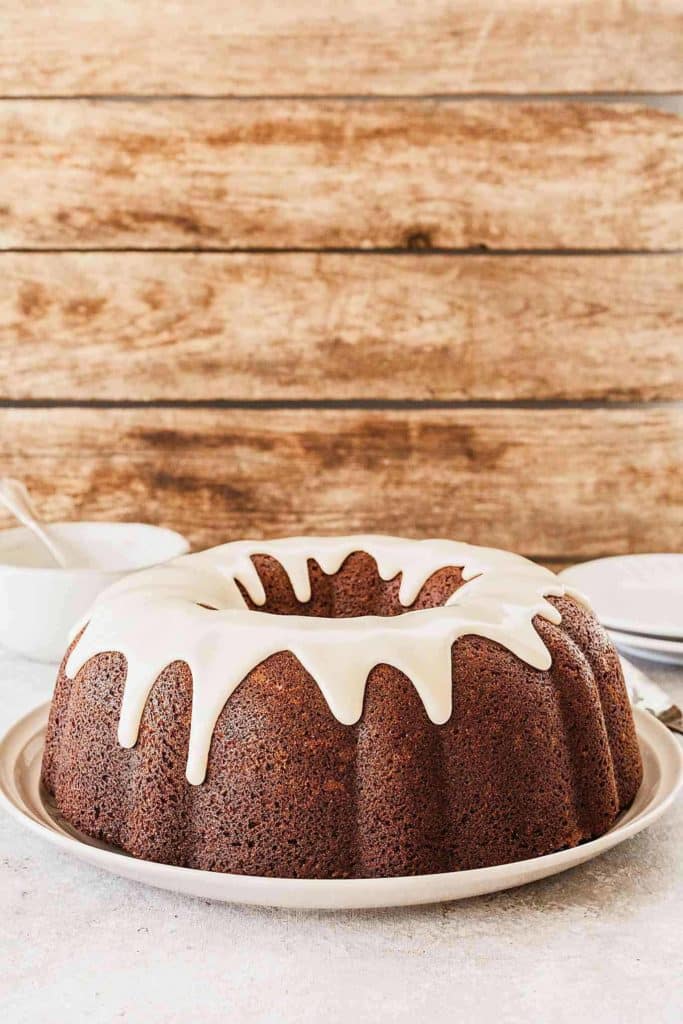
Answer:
0;701;680;911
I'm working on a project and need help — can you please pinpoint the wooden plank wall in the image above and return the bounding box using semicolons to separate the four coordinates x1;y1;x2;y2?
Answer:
1;1;681;565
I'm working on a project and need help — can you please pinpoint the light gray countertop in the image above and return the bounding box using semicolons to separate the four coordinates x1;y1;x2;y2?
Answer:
1;651;681;1024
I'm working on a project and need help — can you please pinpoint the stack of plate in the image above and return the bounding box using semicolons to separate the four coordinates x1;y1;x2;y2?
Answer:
559;554;683;666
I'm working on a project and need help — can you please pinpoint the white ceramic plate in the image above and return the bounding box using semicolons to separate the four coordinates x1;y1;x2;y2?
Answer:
609;629;683;667
559;555;683;640
0;703;680;910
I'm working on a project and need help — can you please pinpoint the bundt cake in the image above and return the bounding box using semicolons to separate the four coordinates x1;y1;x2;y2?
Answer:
42;536;643;878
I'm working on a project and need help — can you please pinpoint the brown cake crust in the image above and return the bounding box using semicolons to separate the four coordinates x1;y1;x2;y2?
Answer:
41;552;643;878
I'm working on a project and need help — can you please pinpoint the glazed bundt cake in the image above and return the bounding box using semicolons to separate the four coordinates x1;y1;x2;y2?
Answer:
42;536;642;878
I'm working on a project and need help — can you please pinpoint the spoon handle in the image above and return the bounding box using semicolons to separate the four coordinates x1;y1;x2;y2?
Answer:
0;478;70;568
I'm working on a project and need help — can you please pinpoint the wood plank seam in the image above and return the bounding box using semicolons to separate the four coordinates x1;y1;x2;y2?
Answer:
2;248;683;256
0;93;681;101
0;401;682;411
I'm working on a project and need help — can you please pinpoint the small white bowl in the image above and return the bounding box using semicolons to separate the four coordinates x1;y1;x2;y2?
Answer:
0;522;190;663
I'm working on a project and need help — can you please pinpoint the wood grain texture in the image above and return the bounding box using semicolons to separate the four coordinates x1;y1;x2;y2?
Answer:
2;253;682;401
1;407;680;557
1;101;681;250
1;1;681;95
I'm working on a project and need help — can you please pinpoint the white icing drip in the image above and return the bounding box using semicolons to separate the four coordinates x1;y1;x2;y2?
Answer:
65;535;589;785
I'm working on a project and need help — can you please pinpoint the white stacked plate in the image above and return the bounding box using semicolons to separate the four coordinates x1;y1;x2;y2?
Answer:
559;554;683;665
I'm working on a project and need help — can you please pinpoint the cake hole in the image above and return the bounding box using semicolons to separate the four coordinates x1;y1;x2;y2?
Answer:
237;552;467;619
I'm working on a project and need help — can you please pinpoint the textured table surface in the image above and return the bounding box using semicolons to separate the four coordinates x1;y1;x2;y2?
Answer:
1;651;681;1024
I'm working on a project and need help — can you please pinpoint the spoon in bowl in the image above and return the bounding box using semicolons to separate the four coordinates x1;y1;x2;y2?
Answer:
0;478;70;568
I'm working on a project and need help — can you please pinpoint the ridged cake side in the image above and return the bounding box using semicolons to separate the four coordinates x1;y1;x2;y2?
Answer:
41;553;642;878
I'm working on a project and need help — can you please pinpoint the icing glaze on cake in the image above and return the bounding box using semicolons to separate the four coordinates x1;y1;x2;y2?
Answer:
65;535;587;785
